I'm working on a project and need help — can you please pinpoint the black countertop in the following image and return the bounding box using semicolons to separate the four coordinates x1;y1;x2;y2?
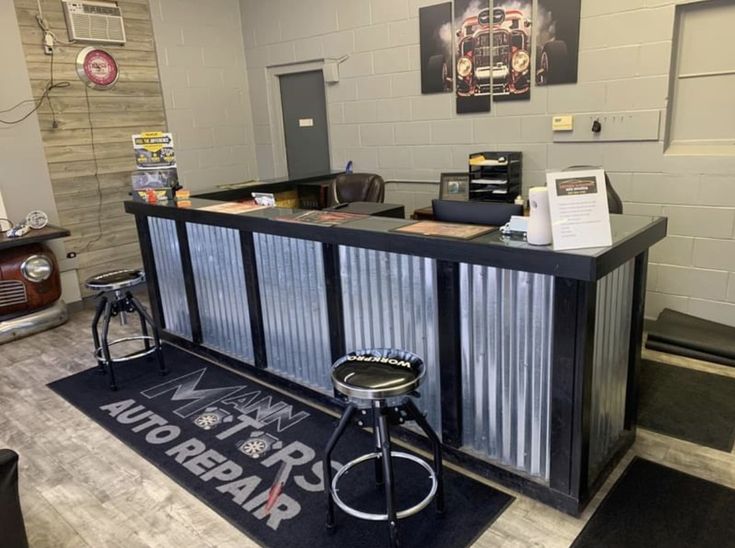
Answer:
125;198;666;281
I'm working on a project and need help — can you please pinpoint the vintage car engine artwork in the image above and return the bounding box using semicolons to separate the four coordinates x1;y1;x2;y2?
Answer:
455;7;532;100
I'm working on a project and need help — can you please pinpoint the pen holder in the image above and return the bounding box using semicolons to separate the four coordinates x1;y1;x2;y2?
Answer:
527;187;552;246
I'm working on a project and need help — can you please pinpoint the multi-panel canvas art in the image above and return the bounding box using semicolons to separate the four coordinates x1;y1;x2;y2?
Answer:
420;0;579;110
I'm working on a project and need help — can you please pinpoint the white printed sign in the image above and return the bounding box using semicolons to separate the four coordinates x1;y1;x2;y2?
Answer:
546;169;613;251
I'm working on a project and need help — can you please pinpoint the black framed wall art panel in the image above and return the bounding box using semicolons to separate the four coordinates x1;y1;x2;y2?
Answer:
493;0;533;101
454;0;491;113
536;0;581;85
420;2;454;94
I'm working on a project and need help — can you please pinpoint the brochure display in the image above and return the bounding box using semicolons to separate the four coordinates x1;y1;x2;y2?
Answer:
132;132;176;169
546;169;612;250
130;131;178;203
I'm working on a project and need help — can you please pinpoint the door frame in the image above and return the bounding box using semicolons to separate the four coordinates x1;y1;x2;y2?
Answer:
265;61;332;179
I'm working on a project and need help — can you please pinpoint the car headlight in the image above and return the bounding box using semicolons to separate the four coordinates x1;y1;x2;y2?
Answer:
21;255;53;283
512;50;530;73
457;56;473;78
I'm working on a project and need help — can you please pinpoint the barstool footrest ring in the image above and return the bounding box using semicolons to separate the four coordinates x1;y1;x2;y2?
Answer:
94;335;159;363
330;450;438;522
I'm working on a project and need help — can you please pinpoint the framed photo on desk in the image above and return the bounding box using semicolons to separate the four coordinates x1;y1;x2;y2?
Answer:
439;172;470;201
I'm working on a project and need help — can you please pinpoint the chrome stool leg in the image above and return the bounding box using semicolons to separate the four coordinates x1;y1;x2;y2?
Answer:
128;293;167;375
375;402;399;548
91;295;108;374
373;407;384;487
405;399;444;514
99;299;117;391
324;403;357;529
130;295;151;352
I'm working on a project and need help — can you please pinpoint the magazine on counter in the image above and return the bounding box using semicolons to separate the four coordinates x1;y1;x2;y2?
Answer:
276;210;367;227
392;221;496;240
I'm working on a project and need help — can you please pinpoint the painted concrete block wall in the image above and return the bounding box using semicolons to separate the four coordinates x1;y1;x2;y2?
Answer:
150;0;256;192
237;0;735;326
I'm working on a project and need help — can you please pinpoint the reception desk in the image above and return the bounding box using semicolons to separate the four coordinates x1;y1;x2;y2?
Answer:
125;198;666;514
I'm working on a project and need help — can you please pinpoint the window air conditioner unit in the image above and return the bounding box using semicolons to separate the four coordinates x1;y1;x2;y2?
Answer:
62;1;126;45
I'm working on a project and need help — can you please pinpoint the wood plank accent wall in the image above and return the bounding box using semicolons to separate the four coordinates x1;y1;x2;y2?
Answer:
13;0;167;295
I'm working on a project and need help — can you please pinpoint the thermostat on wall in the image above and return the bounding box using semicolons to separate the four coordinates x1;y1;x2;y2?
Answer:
552;115;574;131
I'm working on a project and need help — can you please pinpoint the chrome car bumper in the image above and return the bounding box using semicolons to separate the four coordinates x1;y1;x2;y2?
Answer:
0;300;69;345
491;66;509;80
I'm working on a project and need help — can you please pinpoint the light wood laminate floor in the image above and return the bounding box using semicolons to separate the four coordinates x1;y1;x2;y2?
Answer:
1;306;733;547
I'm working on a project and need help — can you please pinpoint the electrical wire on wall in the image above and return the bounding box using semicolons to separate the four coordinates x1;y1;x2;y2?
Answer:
0;0;71;125
78;85;105;253
0;52;69;126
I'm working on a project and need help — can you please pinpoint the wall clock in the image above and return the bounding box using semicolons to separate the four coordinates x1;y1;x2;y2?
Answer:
75;47;119;90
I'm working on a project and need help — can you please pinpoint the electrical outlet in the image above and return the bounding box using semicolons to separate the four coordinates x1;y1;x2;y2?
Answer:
43;32;54;54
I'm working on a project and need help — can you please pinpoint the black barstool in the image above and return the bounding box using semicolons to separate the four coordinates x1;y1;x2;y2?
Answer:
86;269;166;390
324;348;444;548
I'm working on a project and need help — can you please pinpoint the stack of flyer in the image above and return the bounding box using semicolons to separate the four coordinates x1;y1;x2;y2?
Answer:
131;131;179;203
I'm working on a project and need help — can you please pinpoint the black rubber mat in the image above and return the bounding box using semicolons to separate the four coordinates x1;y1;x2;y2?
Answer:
573;458;735;548
49;346;512;548
638;360;735;451
646;308;735;367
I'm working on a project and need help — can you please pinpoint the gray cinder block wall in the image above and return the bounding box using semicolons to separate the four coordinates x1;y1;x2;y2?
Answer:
151;0;735;327
150;0;257;192
234;0;735;326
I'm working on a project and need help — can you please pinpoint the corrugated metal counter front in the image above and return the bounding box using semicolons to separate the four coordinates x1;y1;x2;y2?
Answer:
126;198;665;515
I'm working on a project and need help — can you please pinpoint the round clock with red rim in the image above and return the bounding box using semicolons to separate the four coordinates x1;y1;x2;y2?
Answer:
75;47;119;90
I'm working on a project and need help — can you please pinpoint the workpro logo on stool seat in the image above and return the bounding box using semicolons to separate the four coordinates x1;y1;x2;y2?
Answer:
332;349;425;401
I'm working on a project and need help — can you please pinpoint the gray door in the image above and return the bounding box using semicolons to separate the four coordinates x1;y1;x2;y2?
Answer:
279;70;331;178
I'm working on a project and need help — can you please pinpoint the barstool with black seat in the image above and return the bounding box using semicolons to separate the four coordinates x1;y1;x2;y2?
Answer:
86;269;166;391
324;348;444;548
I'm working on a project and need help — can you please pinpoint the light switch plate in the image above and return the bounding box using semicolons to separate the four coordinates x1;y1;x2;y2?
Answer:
552;115;574;131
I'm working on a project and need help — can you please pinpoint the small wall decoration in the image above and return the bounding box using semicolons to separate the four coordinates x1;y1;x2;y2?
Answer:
493;0;533;102
536;0;581;85
439;172;470;201
454;0;491;113
75;46;119;90
419;3;453;94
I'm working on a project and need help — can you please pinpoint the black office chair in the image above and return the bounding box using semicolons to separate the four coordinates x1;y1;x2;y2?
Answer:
332;173;385;204
0;450;29;548
563;166;623;214
432;199;522;226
